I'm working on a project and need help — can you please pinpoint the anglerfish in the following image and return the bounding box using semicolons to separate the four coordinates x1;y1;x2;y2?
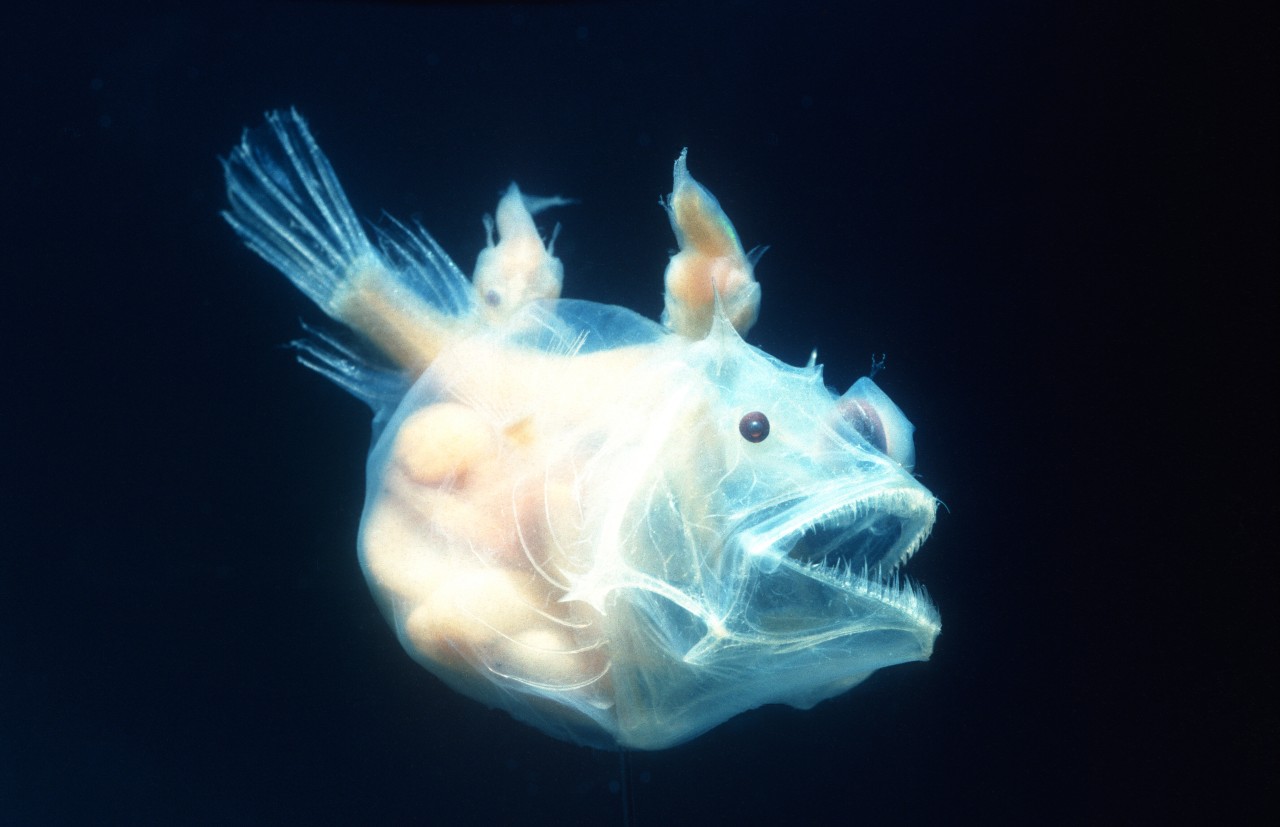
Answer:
223;110;940;750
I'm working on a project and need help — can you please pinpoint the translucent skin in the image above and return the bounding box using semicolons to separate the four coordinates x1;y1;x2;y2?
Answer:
223;111;939;749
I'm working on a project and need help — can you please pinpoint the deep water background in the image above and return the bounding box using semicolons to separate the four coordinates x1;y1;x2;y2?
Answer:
3;1;1275;824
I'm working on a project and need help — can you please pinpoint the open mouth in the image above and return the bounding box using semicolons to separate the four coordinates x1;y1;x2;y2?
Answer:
733;482;938;622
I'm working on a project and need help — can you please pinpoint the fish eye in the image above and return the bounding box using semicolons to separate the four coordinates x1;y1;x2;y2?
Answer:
738;411;770;443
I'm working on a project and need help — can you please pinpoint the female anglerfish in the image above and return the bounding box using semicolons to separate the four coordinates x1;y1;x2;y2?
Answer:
224;111;939;749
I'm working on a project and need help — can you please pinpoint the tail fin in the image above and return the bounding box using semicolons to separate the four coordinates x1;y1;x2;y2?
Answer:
222;109;473;382
222;108;377;314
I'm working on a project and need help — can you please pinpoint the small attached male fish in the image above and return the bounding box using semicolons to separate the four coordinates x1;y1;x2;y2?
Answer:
223;110;940;750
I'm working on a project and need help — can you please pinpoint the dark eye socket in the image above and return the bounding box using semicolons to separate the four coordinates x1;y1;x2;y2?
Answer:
738;411;770;443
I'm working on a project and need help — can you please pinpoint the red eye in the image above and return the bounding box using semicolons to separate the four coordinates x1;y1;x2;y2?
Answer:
738;411;770;443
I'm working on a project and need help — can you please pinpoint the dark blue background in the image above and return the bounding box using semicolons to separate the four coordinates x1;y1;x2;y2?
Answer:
4;1;1275;823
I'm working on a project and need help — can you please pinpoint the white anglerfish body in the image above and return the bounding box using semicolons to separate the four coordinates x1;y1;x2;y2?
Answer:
224;111;940;750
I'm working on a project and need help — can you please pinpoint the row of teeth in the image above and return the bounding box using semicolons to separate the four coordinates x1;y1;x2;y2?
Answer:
799;555;940;626
790;490;931;572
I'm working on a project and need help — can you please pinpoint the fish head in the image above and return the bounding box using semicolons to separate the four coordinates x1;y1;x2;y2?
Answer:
563;311;939;744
